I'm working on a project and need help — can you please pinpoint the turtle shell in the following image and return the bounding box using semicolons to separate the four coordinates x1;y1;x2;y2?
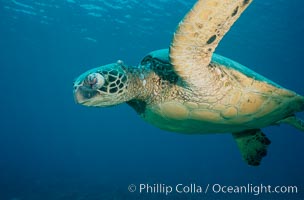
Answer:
140;49;304;134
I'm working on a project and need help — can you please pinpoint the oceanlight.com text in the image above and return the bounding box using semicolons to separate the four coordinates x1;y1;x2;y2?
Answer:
128;183;298;196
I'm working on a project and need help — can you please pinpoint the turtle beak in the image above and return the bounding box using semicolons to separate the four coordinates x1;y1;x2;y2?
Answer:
73;85;83;104
73;84;99;105
73;84;84;104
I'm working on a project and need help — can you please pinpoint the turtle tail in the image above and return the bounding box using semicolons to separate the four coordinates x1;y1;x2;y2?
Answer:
279;115;304;132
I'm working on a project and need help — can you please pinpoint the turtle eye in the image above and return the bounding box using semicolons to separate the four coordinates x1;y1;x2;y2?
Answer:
86;73;105;89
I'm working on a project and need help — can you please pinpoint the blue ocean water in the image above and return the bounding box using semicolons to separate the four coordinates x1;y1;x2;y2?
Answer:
0;0;303;199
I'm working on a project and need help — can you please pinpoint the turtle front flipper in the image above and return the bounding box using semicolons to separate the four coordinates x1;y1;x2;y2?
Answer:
232;129;271;166
170;0;252;86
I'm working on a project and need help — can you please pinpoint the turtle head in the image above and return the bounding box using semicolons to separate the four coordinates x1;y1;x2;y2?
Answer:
73;60;131;107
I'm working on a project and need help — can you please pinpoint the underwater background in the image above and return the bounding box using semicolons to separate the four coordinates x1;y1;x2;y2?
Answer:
0;0;303;199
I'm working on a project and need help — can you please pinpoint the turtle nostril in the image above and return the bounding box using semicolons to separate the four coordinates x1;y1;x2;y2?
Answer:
73;85;80;91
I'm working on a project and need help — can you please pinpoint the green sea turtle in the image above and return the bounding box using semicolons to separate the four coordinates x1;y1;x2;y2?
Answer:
73;0;304;166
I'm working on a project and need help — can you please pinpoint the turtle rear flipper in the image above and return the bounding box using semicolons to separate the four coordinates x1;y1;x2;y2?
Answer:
278;116;304;132
232;129;271;166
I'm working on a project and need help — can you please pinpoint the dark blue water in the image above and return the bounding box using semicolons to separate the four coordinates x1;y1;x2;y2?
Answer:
0;0;303;199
